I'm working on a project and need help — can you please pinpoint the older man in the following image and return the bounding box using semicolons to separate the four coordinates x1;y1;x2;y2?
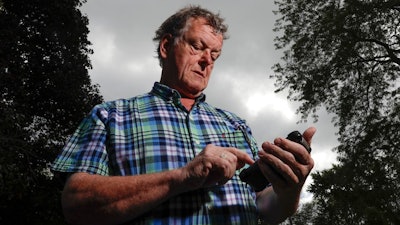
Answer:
52;5;315;225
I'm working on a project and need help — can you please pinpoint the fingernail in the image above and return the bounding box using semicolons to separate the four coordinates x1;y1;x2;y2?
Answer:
275;138;283;145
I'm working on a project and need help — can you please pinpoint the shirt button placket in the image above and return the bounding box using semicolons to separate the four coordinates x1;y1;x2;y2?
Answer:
187;107;202;155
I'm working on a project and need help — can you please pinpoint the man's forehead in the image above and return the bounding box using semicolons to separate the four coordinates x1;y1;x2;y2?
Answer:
187;17;221;35
185;18;224;41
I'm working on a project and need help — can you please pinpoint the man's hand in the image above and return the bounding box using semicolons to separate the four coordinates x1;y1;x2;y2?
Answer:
182;144;254;189
258;127;315;193
255;127;316;224
257;127;316;219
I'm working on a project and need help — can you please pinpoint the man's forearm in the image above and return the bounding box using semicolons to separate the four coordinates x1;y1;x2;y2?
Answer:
62;170;189;225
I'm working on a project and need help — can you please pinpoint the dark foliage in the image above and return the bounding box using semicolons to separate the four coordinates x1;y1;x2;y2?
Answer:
272;0;399;224
0;0;103;224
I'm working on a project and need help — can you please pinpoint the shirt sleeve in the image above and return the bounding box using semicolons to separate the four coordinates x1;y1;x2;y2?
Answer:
51;105;110;176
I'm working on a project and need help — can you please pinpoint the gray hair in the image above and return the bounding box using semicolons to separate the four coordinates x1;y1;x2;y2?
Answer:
153;5;229;66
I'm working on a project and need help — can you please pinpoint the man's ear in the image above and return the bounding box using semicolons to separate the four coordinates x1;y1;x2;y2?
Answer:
160;34;173;59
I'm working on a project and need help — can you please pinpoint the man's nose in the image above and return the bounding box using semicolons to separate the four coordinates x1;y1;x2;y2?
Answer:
199;49;213;69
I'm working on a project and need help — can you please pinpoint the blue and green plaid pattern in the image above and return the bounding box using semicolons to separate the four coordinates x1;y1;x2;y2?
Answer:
52;82;260;224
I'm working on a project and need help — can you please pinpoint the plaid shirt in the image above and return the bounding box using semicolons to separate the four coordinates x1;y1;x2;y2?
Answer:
52;82;260;225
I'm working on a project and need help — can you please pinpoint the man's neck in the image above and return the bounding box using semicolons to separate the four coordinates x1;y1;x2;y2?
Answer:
180;98;195;111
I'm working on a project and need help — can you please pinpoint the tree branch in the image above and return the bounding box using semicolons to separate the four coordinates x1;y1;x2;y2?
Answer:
360;38;400;66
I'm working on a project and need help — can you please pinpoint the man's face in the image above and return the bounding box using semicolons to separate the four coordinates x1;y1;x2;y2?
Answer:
160;17;224;98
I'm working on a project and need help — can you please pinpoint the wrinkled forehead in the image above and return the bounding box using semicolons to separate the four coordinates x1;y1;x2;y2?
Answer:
184;18;223;41
183;17;223;39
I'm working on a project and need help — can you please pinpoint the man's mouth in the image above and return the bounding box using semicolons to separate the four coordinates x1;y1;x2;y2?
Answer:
193;70;205;78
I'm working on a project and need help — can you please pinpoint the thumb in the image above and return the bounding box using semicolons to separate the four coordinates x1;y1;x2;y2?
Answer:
303;127;317;146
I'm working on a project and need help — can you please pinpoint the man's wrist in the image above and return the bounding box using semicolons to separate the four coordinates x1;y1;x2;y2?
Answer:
258;189;300;224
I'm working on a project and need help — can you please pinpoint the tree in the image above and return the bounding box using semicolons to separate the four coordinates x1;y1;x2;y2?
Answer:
272;0;399;224
0;0;103;224
280;202;318;225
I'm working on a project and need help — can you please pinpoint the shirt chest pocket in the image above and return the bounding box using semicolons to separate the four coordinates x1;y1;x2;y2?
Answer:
202;129;250;150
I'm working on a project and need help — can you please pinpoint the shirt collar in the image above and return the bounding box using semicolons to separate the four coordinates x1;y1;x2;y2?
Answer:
151;82;206;103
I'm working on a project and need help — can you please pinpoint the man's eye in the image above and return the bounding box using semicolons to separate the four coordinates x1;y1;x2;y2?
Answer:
191;44;202;51
211;52;220;61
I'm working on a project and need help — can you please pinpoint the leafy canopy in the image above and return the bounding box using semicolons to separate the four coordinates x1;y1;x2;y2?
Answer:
0;0;103;224
272;0;399;224
273;0;399;128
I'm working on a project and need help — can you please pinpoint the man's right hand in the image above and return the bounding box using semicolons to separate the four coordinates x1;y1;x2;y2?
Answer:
182;144;254;189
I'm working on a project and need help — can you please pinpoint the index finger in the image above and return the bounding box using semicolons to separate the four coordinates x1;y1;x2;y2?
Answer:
225;147;255;169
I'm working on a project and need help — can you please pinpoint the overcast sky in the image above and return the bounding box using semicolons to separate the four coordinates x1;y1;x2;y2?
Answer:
80;0;339;202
